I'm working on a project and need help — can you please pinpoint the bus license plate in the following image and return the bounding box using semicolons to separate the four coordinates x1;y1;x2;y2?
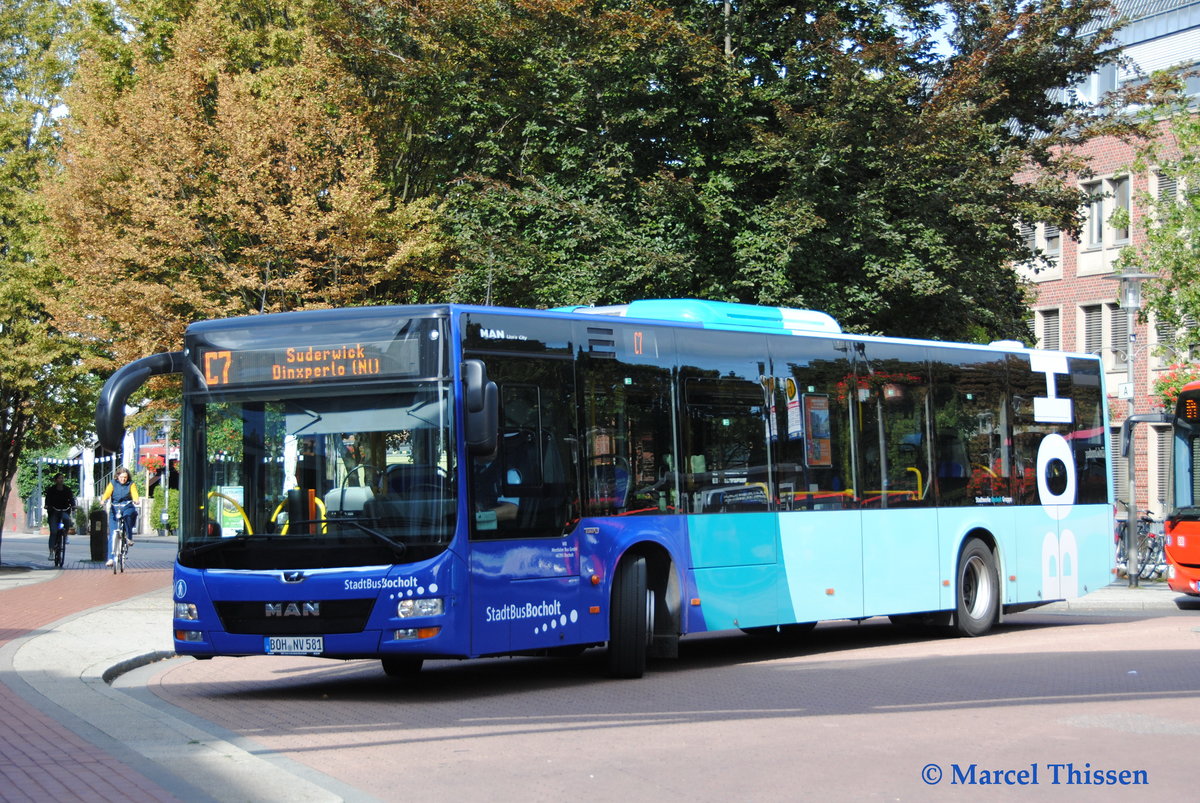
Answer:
265;636;323;655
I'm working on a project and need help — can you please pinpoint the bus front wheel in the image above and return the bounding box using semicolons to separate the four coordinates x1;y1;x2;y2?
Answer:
954;538;998;637
381;657;424;678
607;555;650;679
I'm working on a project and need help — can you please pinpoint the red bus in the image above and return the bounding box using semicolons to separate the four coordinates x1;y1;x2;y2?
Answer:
1165;380;1200;594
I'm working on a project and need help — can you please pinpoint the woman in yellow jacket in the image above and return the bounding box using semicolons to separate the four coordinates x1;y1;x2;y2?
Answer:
101;467;139;566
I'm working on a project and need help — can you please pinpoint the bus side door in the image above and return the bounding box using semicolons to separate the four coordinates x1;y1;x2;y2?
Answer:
464;350;583;656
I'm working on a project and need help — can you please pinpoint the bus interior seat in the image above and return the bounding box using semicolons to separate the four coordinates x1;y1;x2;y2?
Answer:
588;455;631;511
325;485;374;516
385;464;446;496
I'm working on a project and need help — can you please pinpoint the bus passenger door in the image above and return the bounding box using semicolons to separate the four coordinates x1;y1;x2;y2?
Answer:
681;371;781;630
854;345;942;616
465;357;583;656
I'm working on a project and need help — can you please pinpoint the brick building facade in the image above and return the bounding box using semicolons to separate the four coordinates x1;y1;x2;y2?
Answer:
1021;0;1200;519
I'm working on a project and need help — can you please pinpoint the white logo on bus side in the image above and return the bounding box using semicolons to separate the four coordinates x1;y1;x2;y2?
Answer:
1030;352;1079;598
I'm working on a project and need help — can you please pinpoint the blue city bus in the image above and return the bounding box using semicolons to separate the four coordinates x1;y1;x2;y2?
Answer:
95;299;1114;678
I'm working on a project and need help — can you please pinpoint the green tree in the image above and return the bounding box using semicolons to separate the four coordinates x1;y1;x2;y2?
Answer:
669;0;1132;339
149;484;180;535
15;449;81;509
44;0;1143;368
341;0;1131;340
0;0;97;561
332;0;738;305
1115;78;1200;345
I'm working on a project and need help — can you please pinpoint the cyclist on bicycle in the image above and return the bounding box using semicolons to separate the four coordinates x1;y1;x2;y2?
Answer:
44;473;75;562
102;466;140;567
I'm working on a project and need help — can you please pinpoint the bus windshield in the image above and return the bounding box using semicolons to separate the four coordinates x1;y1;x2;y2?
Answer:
180;384;456;570
1174;390;1200;517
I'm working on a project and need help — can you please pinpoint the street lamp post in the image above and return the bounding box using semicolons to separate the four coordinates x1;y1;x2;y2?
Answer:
156;413;176;537
1103;271;1155;588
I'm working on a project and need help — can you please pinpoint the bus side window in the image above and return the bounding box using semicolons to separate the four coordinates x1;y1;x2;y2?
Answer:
851;344;932;509
682;377;771;514
930;352;1008;506
581;362;675;517
469;360;579;540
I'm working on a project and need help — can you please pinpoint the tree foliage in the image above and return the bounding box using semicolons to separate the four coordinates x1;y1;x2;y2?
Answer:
0;0;97;558
1115;78;1200;346
31;0;1145;429
43;0;448;370
332;0;1129;340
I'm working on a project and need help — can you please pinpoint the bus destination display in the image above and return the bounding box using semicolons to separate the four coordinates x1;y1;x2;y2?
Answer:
201;340;416;387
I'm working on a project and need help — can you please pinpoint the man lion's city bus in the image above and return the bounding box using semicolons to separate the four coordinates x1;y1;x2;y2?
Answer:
95;299;1115;679
1164;380;1200;595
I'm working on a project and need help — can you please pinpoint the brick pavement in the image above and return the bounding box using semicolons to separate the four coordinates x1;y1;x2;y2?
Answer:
0;562;179;802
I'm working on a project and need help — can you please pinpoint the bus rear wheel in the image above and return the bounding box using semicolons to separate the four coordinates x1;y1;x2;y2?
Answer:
954;538;998;637
607;555;650;679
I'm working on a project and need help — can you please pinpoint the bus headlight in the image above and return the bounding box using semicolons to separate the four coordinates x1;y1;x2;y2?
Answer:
175;602;199;620
397;598;443;618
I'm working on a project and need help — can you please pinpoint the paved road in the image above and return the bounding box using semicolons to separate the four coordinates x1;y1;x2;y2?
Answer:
3;528;1199;801
147;608;1200;801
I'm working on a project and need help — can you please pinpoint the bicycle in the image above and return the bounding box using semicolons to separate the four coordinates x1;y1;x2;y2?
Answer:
1137;516;1166;581
110;500;136;574
1115;511;1164;580
48;505;73;569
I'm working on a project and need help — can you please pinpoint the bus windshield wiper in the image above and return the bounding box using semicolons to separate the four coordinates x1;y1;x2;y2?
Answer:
329;518;407;557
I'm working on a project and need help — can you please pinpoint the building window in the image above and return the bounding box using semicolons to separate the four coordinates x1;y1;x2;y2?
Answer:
1037;308;1060;350
1044;224;1061;256
1112;176;1130;242
1074;62;1117;105
1157;315;1200;364
1109;302;1128;370
1082;304;1103;355
1156;426;1172;512
1111;427;1128;505
1083;183;1103;248
1020;222;1036;253
1081;303;1127;370
1081;176;1132;251
1157;171;1177;204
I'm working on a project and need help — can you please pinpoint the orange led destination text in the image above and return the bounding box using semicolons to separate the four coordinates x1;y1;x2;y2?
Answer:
273;344;381;381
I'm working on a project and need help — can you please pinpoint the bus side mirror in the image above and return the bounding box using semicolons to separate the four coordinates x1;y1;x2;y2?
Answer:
95;351;187;452
463;359;498;457
1120;412;1175;457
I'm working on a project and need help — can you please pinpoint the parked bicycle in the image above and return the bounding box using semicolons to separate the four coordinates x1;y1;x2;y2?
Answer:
1138;515;1166;580
1116;510;1164;580
48;505;73;568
